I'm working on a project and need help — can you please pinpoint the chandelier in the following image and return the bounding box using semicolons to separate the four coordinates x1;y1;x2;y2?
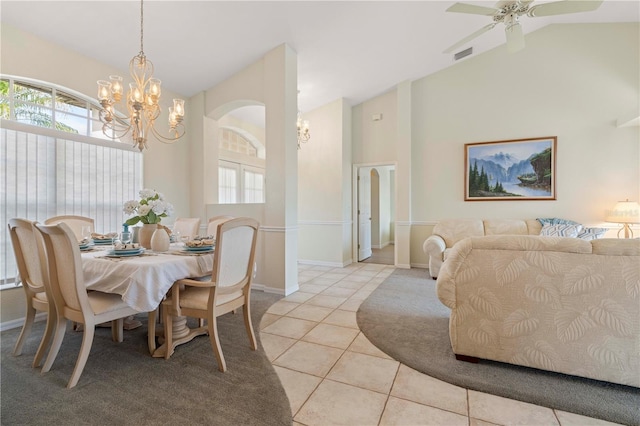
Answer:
297;111;310;149
97;0;185;151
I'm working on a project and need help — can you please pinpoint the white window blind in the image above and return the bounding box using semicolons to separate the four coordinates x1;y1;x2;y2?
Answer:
1;125;141;288
243;168;264;203
218;165;237;204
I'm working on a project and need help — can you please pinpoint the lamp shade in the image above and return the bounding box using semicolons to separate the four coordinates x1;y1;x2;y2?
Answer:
605;200;640;224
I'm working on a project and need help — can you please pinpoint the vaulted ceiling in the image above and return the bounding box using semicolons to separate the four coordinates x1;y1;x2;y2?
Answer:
2;1;638;113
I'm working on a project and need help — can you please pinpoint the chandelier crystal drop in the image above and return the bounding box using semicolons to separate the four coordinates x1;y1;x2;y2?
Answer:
97;0;185;151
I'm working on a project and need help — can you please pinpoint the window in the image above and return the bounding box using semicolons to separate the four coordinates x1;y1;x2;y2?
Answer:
218;127;265;204
1;76;141;289
218;164;238;204
218;160;264;204
243;168;264;203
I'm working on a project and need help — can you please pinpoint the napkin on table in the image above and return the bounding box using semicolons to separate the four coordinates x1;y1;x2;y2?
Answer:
91;232;117;240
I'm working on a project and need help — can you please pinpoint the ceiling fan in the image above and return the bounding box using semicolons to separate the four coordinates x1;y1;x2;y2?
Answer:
443;0;603;54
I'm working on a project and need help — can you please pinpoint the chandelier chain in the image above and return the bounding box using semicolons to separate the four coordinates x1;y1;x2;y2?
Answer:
139;0;144;55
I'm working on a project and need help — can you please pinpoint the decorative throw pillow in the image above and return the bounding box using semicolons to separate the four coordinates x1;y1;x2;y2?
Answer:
576;227;607;240
539;223;583;238
537;218;581;226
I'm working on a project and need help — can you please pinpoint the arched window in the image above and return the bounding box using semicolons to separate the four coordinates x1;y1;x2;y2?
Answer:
1;76;142;289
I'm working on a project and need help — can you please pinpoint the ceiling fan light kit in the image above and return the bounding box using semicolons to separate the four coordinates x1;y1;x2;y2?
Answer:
444;0;604;55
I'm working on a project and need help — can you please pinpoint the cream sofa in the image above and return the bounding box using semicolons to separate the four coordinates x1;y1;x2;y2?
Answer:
436;235;640;388
423;219;542;278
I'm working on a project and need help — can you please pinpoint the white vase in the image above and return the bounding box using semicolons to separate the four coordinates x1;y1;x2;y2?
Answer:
138;224;156;249
150;226;170;252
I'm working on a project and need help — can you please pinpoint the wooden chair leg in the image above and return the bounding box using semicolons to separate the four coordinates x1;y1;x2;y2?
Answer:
208;316;226;372
243;304;256;351
111;318;124;342
148;309;157;355
41;317;68;373
67;325;95;388
13;305;36;356
33;310;55;368
163;307;173;360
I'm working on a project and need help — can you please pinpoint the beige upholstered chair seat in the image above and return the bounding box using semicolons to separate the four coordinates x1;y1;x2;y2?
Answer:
179;287;244;310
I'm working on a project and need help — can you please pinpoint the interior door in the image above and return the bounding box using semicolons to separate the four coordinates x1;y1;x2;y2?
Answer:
358;168;372;261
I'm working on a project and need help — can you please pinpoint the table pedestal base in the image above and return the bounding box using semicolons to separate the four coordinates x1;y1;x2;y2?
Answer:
151;315;208;358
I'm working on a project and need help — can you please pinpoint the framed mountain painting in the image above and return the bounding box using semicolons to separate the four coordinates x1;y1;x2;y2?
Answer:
464;136;556;201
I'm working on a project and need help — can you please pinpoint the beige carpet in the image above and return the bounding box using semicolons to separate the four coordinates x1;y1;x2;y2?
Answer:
1;291;292;426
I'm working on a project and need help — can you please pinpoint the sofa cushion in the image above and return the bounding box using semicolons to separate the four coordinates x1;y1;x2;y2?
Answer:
592;238;640;256
484;219;529;236
537;217;581;226
433;219;484;247
540;223;583;238
469;235;593;254
576;227;608;240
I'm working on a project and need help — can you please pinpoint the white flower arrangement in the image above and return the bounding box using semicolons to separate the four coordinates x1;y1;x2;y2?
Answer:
123;188;174;225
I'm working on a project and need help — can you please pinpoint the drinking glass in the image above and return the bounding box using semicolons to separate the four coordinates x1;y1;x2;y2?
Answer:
172;230;181;245
81;225;92;242
120;231;132;244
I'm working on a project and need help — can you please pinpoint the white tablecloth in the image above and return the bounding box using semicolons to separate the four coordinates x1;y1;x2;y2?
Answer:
81;245;214;312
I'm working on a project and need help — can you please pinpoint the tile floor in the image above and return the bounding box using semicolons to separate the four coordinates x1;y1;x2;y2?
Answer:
259;263;622;426
360;245;394;266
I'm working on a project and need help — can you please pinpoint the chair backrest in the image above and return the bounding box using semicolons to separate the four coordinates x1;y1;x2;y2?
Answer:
44;215;94;240
173;217;201;239
35;222;89;316
8;218;46;296
206;215;234;237
213;218;259;290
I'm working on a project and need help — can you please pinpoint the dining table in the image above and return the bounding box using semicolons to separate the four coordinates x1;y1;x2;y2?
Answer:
81;243;215;358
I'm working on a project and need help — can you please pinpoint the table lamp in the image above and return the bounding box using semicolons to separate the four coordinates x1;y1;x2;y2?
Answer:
605;199;640;238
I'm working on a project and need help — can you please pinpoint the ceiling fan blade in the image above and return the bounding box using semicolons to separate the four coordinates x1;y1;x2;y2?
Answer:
505;22;525;53
446;2;501;16
528;0;603;17
443;23;497;54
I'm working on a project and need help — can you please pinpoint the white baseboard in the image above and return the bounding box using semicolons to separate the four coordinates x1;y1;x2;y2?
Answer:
298;259;352;268
410;263;429;269
251;283;286;296
1;312;46;332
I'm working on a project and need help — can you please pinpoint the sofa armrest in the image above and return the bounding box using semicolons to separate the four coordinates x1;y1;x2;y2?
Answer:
423;235;446;259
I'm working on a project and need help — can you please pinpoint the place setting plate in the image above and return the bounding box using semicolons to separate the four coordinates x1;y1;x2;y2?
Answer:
183;245;214;253
92;239;114;245
105;248;145;257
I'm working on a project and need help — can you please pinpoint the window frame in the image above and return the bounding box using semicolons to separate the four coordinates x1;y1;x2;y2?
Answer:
1;76;142;290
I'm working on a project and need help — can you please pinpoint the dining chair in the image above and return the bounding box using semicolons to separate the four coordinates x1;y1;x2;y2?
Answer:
157;217;259;371
44;215;94;240
8;218;54;368
206;215;234;237
35;222;141;388
172;217;201;240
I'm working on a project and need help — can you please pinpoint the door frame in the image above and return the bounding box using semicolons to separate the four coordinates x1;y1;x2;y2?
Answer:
352;162;397;265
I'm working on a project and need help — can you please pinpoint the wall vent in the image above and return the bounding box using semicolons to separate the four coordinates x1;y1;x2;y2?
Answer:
454;47;473;61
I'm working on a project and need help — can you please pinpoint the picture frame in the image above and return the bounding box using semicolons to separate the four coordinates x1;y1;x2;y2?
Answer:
464;136;556;201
